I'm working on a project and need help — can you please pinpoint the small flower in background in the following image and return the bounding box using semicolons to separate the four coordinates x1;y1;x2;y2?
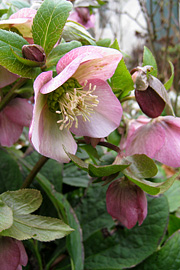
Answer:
0;8;37;43
0;66;19;88
0;98;33;147
0;237;28;270
68;7;95;29
106;178;147;229
30;46;123;163
125;115;180;168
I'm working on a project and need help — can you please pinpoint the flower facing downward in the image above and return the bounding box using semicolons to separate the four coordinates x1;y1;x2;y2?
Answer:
125;115;180;168
106;179;147;229
0;98;33;147
68;7;95;29
0;237;28;270
30;46;123;163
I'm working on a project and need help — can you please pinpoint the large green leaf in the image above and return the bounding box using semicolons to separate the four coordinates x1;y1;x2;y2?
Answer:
76;183;115;241
0;149;23;193
165;180;180;212
1;214;73;241
32;0;72;55
0;29;40;78
0;199;13;232
0;189;42;215
133;231;180;270
84;195;169;270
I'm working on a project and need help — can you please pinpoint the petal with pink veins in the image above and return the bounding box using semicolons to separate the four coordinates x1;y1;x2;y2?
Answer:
70;79;122;137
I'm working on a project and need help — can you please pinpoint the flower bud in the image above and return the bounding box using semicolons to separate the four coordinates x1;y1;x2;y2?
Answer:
106;178;147;229
22;44;46;63
135;86;165;118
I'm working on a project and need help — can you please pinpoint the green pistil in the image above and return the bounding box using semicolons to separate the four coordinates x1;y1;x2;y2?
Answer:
47;77;82;113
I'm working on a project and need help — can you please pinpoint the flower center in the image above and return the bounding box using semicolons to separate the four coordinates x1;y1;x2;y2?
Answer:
47;77;99;130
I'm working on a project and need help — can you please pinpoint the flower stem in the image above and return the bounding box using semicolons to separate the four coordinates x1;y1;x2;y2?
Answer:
120;95;135;103
77;139;121;154
21;155;49;188
0;78;27;111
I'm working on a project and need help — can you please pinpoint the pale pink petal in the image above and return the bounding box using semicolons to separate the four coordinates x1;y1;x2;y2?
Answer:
56;46;122;75
40;52;103;94
153;116;180;167
0;111;23;147
4;98;33;127
126;120;166;158
70;79;122;137
36;103;77;163
9;8;37;20
0;66;19;87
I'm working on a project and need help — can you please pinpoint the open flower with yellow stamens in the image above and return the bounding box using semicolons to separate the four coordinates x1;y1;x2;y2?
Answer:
29;46;123;163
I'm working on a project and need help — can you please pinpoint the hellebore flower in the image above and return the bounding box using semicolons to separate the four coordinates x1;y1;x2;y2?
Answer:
30;46;123;163
68;7;95;29
106;178;147;229
0;8;37;43
0;237;28;270
0;98;33;147
0;66;19;88
125;115;180;168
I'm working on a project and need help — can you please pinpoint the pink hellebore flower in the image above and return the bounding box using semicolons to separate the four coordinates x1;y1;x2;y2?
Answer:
0;8;37;43
125;115;180;168
106;178;147;229
68;7;95;29
0;237;28;270
0;98;33;147
30;46;123;163
0;66;19;88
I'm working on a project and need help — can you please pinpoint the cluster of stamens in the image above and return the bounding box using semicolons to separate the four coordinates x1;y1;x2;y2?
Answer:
47;78;99;131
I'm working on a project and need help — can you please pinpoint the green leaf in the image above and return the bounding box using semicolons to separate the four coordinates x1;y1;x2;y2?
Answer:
124;167;180;196
0;199;13;232
122;154;158;179
96;38;111;47
168;215;180;236
165;180;180;212
76;183;115;241
63;163;90;188
133;231;180;270
164;61;174;90
0;149;23;193
84;195;169;269
110;58;134;98
89;163;129;177
64;151;89;171
0;189;42;215
11;0;30;8
46;40;82;67
143;46;158;77
0;29;40;78
1;214;73;241
32;0;73;55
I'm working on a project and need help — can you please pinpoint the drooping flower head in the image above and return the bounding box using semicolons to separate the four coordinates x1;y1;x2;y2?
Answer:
0;237;28;270
125;115;180;168
0;98;33;147
0;8;37;43
68;7;95;29
106;178;147;229
30;46;123;163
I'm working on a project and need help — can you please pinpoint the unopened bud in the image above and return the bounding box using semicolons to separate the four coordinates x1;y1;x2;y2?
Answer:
22;44;46;63
135;86;165;118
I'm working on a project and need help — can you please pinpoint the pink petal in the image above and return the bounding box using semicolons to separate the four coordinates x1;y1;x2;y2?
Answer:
0;66;19;88
56;45;122;77
153;116;180;167
40;52;103;94
0;237;20;270
126;120;166;158
70;79;122;137
16;240;28;267
4;98;33;127
9;8;37;20
0;110;23;147
30;88;77;163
